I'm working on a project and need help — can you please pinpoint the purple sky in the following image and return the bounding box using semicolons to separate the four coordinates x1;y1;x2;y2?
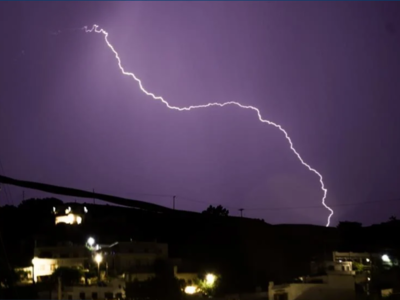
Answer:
1;2;400;226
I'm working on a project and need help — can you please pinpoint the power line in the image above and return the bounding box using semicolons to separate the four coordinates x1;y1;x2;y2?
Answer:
245;198;400;211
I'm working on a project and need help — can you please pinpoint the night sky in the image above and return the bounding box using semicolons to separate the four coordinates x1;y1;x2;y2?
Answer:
1;2;400;226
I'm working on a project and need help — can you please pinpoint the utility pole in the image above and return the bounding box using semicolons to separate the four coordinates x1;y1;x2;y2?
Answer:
173;196;176;210
239;208;244;218
22;190;25;201
93;188;95;204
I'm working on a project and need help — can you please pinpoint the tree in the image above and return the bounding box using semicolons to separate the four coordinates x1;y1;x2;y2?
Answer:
194;273;220;297
202;205;229;217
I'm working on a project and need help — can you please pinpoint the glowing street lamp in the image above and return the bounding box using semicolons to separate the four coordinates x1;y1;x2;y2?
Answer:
94;253;103;276
205;273;216;286
87;237;95;247
184;286;197;294
382;254;391;263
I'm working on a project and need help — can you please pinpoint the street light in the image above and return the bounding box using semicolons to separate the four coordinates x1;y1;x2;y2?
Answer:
87;237;95;247
184;286;197;294
94;253;103;277
205;273;216;286
382;254;391;263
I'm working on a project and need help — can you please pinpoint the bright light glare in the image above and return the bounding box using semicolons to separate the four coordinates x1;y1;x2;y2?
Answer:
184;286;197;294
87;237;95;246
382;254;390;262
94;253;103;264
206;273;216;285
77;216;82;224
366;258;370;263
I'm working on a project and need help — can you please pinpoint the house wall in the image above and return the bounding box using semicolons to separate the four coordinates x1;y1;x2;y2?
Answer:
32;257;86;281
269;274;356;300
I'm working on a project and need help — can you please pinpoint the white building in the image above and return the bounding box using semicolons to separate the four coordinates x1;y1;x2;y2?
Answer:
269;261;356;300
32;244;89;282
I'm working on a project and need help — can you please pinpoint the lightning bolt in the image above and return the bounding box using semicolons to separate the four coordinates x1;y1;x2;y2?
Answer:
82;24;334;226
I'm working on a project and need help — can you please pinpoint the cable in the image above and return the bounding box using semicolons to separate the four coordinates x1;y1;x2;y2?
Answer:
127;190;400;212
245;197;400;211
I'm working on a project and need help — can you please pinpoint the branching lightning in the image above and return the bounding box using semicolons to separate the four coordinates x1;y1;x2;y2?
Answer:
82;24;334;226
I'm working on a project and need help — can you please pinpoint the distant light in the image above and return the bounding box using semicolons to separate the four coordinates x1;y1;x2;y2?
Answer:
87;237;95;246
184;286;197;294
382;254;391;262
84;207;88;213
367;277;371;281
76;216;82;224
65;207;71;214
206;273;216;286
53;207;56;212
94;253;103;264
67;214;75;223
96;244;100;250
339;260;342;263
366;258;370;263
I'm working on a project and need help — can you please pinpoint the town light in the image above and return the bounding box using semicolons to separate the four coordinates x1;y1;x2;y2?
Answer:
206;273;216;286
382;254;391;262
95;253;103;264
184;286;197;294
366;258;370;263
87;237;95;247
94;253;103;277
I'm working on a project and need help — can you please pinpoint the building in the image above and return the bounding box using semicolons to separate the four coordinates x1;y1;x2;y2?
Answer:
332;251;371;265
60;278;125;300
269;261;356;300
32;243;89;282
101;241;168;274
54;204;88;225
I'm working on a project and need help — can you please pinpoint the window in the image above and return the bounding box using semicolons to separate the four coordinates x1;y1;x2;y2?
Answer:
92;292;98;300
104;292;113;299
79;292;85;300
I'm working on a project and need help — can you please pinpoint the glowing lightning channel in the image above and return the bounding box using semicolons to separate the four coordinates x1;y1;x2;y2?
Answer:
83;24;334;227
